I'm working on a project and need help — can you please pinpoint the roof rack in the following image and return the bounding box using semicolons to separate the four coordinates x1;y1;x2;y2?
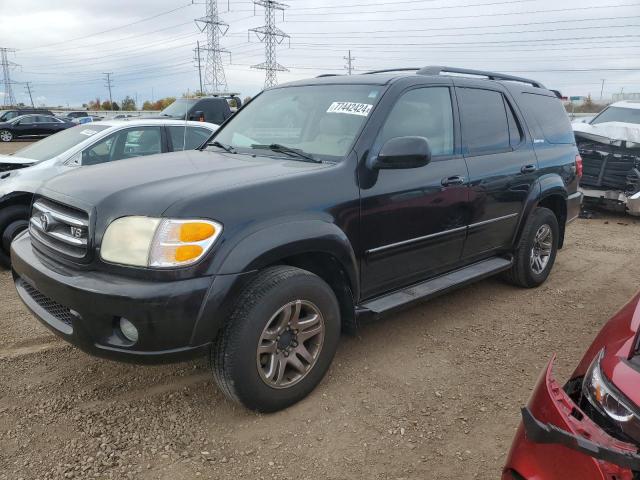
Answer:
363;68;420;75
417;66;545;89
316;74;341;78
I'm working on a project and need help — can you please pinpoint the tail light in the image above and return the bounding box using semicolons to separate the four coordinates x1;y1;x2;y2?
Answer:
575;154;583;178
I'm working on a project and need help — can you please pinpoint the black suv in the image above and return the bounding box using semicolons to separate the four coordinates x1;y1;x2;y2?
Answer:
11;67;582;412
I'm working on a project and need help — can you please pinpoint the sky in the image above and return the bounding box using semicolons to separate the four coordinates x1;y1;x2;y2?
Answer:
0;0;638;108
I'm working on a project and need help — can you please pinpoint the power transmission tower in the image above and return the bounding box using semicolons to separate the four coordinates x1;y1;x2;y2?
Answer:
249;1;290;89
196;0;230;94
344;50;355;75
103;72;114;105
0;48;18;107
24;82;35;107
194;41;204;94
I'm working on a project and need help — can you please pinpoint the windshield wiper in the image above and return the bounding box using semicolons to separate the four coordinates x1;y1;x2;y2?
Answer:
208;140;237;154
250;144;321;163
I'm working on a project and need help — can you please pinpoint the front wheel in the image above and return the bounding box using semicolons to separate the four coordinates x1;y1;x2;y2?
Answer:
0;130;13;142
504;207;559;288
0;205;30;269
210;266;341;412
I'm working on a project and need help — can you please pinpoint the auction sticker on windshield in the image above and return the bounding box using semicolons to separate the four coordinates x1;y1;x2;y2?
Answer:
80;129;99;136
327;102;373;117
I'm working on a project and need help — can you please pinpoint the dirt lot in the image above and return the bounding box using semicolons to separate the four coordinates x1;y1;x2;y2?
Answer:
1;140;639;480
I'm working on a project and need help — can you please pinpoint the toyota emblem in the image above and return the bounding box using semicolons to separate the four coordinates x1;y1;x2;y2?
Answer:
40;213;52;232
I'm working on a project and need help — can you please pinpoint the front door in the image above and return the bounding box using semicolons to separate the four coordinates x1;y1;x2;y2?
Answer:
454;83;539;259
359;86;470;299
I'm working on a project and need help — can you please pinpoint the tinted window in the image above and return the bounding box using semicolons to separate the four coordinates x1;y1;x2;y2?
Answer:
168;126;212;151
518;93;574;144
2;111;18;121
377;87;454;156
35;115;55;123
458;88;510;155
198;99;229;124
18;115;36;124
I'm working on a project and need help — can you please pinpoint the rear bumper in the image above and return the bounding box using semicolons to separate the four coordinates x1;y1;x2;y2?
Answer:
567;191;583;224
11;231;251;364
503;357;638;480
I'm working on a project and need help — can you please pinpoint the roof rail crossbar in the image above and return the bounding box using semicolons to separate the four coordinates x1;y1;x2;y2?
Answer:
363;68;420;75
316;74;341;78
416;66;545;89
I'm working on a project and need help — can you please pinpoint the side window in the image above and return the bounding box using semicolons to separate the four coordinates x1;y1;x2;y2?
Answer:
20;116;35;124
83;127;162;165
458;88;510;156
5;111;18;120
518;93;574;144
504;99;523;147
377;87;454;157
199;101;227;125
168;126;211;151
83;134;116;166
36;115;52;123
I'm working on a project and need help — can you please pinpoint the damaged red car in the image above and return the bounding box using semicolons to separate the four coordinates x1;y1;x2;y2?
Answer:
503;292;640;480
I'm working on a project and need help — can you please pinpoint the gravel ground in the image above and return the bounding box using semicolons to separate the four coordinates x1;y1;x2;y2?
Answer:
1;140;639;479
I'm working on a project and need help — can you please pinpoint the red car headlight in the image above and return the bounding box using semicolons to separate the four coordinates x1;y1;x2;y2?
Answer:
583;350;640;442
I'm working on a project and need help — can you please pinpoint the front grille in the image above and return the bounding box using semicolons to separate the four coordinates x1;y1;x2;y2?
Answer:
18;278;75;327
29;198;89;259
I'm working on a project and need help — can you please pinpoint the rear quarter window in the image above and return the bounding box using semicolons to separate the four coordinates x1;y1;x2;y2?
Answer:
518;93;574;144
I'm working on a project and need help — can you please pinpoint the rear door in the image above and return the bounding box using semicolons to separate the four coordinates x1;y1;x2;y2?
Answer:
455;81;538;259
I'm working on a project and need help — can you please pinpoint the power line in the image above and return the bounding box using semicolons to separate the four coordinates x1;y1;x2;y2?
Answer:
196;0;230;94
250;0;290;88
23;3;195;51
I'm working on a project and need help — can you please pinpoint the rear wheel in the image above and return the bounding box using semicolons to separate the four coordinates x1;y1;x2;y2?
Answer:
0;130;13;142
210;266;341;412
0;205;29;269
504;207;559;288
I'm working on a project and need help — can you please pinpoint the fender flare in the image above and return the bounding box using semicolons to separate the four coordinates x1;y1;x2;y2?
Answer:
512;174;568;247
215;218;360;298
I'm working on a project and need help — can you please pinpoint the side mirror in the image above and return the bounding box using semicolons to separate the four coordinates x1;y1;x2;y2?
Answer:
371;136;432;170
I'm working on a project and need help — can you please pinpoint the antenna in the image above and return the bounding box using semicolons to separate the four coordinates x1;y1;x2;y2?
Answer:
249;1;290;89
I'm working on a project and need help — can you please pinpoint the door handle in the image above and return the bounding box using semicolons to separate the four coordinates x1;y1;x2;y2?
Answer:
521;164;537;174
441;175;466;187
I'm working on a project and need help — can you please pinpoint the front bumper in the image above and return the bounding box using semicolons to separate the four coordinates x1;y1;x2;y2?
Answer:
503;357;639;480
11;231;247;364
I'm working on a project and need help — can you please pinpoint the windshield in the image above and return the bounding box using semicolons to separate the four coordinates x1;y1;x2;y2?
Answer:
160;99;197;118
211;84;383;159
591;106;640;125
13;124;110;162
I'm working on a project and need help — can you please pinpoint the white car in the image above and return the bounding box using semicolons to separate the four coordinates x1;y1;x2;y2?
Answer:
573;101;640;217
0;119;218;268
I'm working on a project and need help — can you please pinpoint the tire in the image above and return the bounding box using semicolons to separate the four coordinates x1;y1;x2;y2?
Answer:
210;266;341;412
504;207;559;288
0;130;13;142
0;205;30;269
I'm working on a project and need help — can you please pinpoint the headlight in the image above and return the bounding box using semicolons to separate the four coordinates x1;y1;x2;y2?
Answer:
583;350;640;442
101;216;222;268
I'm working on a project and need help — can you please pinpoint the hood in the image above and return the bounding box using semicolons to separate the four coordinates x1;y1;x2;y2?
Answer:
573;121;640;146
40;149;328;218
573;292;640;407
0;154;39;175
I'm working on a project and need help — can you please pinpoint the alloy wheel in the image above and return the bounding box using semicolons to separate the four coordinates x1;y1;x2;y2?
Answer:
530;224;553;275
0;130;12;142
256;300;325;389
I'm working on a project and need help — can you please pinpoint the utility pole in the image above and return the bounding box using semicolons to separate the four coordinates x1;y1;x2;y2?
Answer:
0;48;18;106
194;41;204;94
103;72;114;106
600;78;605;101
344;50;355;75
196;0;230;94
24;82;34;107
249;1;290;89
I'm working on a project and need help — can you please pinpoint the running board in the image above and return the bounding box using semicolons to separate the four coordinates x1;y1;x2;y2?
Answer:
359;257;512;315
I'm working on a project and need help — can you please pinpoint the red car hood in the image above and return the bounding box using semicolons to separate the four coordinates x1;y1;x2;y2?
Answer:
573;292;640;407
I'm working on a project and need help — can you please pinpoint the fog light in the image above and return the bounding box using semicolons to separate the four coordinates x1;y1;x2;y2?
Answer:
119;318;139;343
